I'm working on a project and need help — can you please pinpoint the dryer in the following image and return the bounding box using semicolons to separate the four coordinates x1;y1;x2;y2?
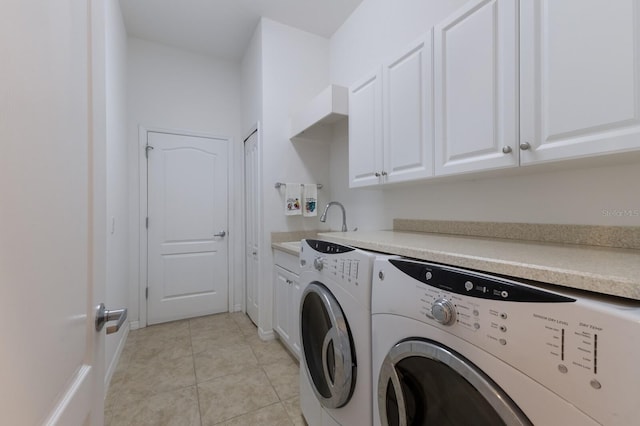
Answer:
372;257;640;426
299;239;388;426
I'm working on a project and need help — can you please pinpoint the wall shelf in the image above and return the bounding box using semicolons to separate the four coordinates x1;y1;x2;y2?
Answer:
289;85;348;139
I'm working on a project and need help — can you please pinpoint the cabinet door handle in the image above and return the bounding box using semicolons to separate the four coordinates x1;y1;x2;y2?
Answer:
519;142;531;150
374;172;381;177
381;171;388;176
502;146;512;154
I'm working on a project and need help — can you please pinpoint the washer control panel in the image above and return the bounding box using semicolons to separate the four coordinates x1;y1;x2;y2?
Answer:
373;258;640;426
300;239;373;303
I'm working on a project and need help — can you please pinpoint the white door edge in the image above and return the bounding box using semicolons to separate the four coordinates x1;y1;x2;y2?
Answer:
137;125;235;327
243;123;263;324
44;365;93;426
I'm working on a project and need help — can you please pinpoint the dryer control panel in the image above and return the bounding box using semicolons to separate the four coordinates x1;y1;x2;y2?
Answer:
373;258;640;426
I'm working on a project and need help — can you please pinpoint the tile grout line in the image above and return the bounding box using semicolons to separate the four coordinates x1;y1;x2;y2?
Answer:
189;319;204;426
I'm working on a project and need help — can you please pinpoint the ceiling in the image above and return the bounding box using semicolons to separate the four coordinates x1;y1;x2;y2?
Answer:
119;0;363;61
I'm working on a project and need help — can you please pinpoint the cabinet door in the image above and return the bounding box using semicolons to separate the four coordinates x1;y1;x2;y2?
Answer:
434;0;519;175
290;276;302;359
349;67;384;187
520;0;640;164
274;266;291;343
383;33;434;183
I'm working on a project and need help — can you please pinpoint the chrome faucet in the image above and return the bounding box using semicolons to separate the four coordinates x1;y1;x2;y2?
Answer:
320;201;348;232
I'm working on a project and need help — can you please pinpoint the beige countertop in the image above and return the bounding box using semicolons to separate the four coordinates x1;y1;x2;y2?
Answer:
317;230;640;301
272;241;302;256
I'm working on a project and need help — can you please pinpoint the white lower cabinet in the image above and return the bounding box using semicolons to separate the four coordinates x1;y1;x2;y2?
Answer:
273;249;301;359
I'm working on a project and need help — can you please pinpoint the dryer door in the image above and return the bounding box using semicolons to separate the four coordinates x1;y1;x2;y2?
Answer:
300;282;355;409
378;339;532;426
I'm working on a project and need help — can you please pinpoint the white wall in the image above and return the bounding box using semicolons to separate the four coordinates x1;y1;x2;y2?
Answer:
330;0;640;229
242;18;333;334
261;18;332;236
127;37;243;325
104;0;129;384
241;21;263;135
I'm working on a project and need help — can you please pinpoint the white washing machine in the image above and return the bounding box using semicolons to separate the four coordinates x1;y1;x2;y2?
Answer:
372;257;640;426
299;239;391;426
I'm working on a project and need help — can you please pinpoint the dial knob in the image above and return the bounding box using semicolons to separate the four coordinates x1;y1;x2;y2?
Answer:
431;299;456;326
313;257;324;271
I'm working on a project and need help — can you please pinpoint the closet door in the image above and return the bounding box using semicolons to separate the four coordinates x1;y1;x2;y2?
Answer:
244;130;260;325
434;0;519;176
520;0;640;165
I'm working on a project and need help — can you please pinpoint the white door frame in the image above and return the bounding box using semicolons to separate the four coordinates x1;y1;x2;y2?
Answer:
138;125;235;327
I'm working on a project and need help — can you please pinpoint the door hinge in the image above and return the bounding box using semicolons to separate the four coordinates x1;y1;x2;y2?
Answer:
145;144;154;159
146;217;149;229
145;287;148;299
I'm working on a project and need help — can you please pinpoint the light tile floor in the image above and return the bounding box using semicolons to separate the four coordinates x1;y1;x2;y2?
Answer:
105;312;306;426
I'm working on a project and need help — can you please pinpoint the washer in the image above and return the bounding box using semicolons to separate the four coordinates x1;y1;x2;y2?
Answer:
372;257;640;426
299;239;390;426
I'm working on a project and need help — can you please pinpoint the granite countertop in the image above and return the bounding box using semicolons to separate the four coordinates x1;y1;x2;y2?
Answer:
272;241;301;256
317;230;640;301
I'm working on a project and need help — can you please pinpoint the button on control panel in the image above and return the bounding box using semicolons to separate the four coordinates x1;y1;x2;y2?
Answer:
327;257;361;282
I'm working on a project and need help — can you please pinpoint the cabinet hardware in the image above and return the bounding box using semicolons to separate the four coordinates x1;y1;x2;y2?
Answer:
519;142;531;150
502;146;512;154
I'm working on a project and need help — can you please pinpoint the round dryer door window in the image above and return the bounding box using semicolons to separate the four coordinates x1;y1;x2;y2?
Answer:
378;339;532;426
300;282;356;409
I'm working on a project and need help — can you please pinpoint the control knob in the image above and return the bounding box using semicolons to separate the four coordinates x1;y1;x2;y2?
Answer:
431;298;456;326
313;256;325;271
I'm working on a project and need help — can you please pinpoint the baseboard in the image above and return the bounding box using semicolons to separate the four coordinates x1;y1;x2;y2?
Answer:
258;327;275;341
129;320;140;330
104;322;130;393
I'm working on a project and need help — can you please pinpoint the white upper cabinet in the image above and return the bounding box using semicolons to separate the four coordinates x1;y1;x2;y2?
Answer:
349;35;433;188
519;0;640;164
348;0;640;184
383;34;434;183
289;85;348;139
349;67;384;187
434;0;519;176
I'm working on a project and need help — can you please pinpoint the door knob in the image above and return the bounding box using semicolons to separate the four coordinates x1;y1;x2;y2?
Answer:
214;230;226;238
95;303;128;334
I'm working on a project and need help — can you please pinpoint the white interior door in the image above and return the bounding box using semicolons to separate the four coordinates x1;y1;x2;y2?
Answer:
0;0;105;424
147;131;229;325
244;130;260;325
